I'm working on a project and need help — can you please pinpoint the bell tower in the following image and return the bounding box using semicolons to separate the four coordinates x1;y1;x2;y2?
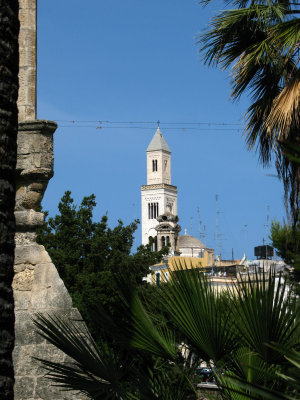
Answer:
147;127;171;185
141;127;178;247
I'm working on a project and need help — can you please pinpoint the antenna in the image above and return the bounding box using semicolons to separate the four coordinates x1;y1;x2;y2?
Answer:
242;224;248;257
264;205;270;259
264;205;270;244
215;195;223;259
190;216;193;236
197;206;201;240
203;225;206;239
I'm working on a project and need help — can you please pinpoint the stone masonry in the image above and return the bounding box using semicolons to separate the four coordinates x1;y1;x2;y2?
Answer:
13;2;85;398
13;121;84;399
18;0;37;122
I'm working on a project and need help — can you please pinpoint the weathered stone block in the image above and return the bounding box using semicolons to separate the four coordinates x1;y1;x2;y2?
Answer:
14;344;65;377
13;268;34;291
31;263;72;310
15;210;44;228
15;244;51;265
35;376;83;400
15;233;37;246
22;190;43;209
15;311;45;345
14;290;31;310
14;376;36;399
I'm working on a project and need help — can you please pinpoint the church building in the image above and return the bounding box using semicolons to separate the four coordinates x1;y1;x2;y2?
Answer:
141;127;180;253
141;127;213;272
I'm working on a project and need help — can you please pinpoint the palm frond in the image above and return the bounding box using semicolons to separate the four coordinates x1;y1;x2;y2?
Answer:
159;260;237;364
219;344;300;399
33;313;136;399
228;271;299;364
198;0;300;212
264;69;300;139
129;290;177;359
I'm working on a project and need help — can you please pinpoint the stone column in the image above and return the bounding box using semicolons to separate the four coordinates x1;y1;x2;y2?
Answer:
18;0;37;121
14;3;85;398
13;121;83;399
13;0;86;400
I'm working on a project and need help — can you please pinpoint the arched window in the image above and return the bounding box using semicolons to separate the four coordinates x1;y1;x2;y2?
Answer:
149;236;158;252
166;236;170;245
149;236;153;251
148;202;159;219
152;160;157;172
161;236;166;247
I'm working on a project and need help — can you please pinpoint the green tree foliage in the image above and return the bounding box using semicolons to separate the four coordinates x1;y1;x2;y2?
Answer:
37;191;166;339
199;0;300;223
34;265;300;399
271;214;300;280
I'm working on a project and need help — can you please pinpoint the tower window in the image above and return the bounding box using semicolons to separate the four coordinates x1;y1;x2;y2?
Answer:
148;202;159;219
166;236;170;245
149;236;158;252
152;159;158;172
161;236;166;247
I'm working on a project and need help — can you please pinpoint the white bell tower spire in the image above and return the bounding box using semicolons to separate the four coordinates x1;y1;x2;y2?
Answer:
141;127;178;247
146;127;172;185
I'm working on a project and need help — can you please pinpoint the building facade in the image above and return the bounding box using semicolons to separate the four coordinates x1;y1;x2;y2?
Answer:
141;127;178;246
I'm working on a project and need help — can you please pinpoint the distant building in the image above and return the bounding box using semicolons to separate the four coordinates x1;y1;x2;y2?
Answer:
141;128;241;285
179;234;214;264
141;127;178;248
141;127;214;258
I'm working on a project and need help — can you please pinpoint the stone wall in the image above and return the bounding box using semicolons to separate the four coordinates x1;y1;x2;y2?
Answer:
18;0;37;122
13;120;83;399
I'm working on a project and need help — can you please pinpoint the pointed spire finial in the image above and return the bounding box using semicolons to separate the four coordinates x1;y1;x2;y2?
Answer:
157;120;160;127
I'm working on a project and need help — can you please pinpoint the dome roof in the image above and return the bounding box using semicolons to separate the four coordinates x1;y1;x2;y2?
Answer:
179;235;207;249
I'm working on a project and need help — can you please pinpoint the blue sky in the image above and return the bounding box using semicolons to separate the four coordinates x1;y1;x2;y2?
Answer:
37;0;286;259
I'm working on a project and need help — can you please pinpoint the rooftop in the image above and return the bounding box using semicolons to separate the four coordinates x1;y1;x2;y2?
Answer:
147;127;171;153
179;235;207;249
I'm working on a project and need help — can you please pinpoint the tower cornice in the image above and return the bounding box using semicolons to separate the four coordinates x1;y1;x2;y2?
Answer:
141;183;177;192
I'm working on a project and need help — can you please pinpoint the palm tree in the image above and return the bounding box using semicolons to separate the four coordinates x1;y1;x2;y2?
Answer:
198;0;300;222
0;1;19;399
33;311;194;400
34;262;299;399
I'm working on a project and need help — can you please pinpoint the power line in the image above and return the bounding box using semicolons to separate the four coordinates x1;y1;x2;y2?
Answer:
55;119;241;126
58;125;241;131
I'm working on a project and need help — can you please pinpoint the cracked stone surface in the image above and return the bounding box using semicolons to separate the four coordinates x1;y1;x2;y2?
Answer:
13;120;84;399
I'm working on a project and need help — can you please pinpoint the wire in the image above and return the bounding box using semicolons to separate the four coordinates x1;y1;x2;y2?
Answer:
55;119;241;126
55;119;243;132
59;125;241;132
